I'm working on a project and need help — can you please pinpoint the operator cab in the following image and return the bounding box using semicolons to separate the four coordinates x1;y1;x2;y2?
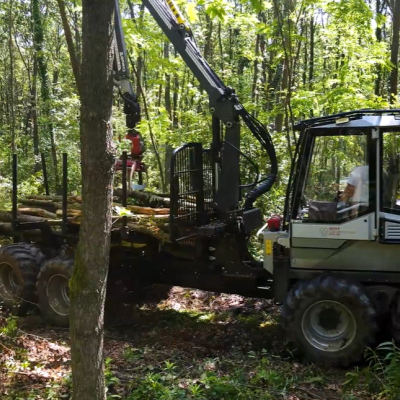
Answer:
291;117;375;226
277;109;400;270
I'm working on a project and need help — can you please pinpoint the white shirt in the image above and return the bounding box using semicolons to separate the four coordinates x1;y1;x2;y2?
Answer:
347;165;369;203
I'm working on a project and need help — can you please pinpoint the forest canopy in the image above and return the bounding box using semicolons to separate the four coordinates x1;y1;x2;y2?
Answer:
0;0;399;213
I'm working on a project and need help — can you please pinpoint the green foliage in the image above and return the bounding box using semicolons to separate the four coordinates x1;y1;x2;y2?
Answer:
126;352;296;399
0;316;18;338
105;357;122;399
0;0;398;209
344;341;400;400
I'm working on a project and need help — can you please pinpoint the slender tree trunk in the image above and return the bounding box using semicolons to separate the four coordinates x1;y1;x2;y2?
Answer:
164;42;172;121
173;55;179;129
252;29;261;104
32;0;59;190
69;0;115;399
375;0;383;96
164;43;173;188
303;20;308;86
390;0;400;103
138;81;166;191
31;55;41;172
136;4;145;97
74;11;81;65
9;0;16;154
218;22;224;75
309;13;315;90
204;14;213;61
57;0;82;95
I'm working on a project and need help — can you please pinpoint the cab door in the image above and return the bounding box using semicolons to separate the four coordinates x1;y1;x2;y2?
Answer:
288;127;378;272
379;129;400;242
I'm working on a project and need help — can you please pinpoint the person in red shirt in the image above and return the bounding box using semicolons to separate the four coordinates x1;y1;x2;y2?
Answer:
115;92;147;190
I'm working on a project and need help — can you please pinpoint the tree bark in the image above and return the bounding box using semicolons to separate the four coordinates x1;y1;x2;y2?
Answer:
32;0;59;190
17;207;57;219
31;55;41;172
114;188;170;207
57;0;82;95
252;30;261;105
375;0;383;97
9;0;16;154
309;13;315;90
172;53;179;129
390;0;400;103
164;42;172;121
69;1;115;399
136;4;145;97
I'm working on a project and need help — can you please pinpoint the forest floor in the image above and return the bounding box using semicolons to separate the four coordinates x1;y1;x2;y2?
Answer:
0;286;380;400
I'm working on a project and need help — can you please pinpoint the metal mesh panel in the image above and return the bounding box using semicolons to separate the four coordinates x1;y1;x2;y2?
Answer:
170;143;203;246
202;149;215;219
170;143;217;245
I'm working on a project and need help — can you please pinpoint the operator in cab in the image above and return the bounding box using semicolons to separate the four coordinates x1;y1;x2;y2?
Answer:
339;165;369;205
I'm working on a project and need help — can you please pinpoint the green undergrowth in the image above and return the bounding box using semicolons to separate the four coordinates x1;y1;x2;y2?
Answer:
343;341;400;400
124;351;304;399
2;291;400;399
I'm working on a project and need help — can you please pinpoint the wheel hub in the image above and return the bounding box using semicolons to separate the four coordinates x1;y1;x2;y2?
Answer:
47;274;70;316
0;262;19;301
302;300;356;352
318;307;341;330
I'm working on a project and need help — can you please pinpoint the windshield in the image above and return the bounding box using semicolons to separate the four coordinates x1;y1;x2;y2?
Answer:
382;130;400;211
297;130;371;222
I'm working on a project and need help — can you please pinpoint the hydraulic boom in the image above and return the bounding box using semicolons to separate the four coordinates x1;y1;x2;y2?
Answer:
112;0;277;212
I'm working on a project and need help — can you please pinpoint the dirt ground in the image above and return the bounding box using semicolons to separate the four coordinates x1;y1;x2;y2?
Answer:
0;286;373;399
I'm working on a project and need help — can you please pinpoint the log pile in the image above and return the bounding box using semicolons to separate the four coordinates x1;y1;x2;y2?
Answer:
0;193;171;243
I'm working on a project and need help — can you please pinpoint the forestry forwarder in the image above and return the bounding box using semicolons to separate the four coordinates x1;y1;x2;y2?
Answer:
1;0;400;368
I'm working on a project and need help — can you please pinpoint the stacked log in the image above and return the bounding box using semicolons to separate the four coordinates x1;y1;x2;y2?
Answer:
0;193;171;243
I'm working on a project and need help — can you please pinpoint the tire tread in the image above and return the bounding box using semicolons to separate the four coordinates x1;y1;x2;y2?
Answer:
281;275;378;366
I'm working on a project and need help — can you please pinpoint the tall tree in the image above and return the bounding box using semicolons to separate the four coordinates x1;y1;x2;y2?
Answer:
32;0;59;189
390;0;400;103
69;0;115;399
8;0;15;153
57;0;82;95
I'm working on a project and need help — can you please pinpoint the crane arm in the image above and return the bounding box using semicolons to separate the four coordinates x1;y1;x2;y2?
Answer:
112;0;141;134
112;0;277;210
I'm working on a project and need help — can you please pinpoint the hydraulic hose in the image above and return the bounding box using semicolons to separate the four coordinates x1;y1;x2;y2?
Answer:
235;106;278;209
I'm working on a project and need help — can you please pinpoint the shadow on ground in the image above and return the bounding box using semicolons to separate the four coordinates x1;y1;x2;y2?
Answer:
0;287;371;399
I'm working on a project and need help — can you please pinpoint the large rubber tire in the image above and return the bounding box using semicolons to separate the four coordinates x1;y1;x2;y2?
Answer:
36;256;74;327
281;275;378;367
0;243;45;315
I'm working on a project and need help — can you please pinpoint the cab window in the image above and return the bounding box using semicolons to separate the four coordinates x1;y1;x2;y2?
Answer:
382;131;400;212
298;132;371;222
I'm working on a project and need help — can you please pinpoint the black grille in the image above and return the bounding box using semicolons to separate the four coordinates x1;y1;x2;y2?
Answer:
202;149;215;216
170;143;214;246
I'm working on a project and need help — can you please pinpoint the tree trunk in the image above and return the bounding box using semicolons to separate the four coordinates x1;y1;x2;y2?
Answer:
375;0;383;97
164;42;173;188
252;29;261;104
57;0;82;95
309;13;315;90
164;42;172;121
74;10;81;65
131;61;166;192
173;52;179;128
390;0;400;103
32;0;59;190
9;0;16;154
69;1;115;399
204;14;213;61
136;4;145;97
31;55;41;172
